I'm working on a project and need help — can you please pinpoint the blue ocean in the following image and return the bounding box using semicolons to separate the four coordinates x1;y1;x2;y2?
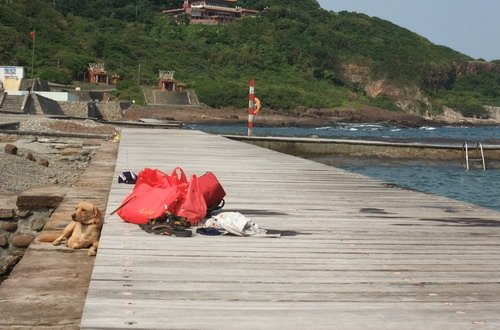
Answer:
188;123;500;211
188;123;500;144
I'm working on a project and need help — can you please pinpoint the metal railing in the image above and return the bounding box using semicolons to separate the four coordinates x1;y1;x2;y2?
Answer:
462;142;486;170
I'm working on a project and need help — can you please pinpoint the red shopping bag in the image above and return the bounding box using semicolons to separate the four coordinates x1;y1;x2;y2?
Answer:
198;172;226;210
134;168;169;188
117;184;185;224
176;175;207;226
117;167;188;224
134;167;187;188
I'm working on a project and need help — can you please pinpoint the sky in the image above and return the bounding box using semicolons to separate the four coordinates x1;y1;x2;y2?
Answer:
317;0;500;61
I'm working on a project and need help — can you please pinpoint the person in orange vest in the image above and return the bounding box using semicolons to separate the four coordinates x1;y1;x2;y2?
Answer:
254;97;261;115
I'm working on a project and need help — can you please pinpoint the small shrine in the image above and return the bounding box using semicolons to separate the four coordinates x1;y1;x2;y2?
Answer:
163;0;258;25
111;74;121;85
87;63;109;84
158;70;176;91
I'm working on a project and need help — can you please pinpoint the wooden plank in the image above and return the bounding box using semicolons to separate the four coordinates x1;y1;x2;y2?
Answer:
80;128;500;329
83;299;500;329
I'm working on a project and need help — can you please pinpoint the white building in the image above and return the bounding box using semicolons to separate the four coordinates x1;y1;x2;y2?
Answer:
0;66;25;91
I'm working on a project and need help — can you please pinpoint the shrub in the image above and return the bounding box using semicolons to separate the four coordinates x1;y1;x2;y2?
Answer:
368;96;401;112
37;67;72;85
444;96;489;118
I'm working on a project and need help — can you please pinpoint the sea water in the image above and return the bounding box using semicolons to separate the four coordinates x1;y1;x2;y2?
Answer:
188;123;500;144
187;123;500;211
340;161;500;212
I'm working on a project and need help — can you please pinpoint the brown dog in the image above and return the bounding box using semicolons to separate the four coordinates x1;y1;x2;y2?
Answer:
52;202;103;256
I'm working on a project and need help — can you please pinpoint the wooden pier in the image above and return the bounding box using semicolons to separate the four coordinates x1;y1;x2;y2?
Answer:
81;128;500;329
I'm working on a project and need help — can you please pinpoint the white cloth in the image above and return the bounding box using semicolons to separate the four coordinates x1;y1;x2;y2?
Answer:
204;212;279;237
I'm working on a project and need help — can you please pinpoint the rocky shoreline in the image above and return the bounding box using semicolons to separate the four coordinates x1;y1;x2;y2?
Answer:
123;105;500;128
0;116;118;281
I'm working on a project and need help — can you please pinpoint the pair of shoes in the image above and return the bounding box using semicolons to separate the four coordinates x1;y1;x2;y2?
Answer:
166;214;191;228
196;227;222;236
152;225;192;237
139;218;192;237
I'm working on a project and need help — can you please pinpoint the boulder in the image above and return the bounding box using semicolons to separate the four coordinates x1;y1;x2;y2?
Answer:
38;159;49;167
30;216;47;232
0;208;15;219
2;222;18;233
26;153;36;162
0;234;8;248
4;144;18;155
11;234;35;248
16;210;33;219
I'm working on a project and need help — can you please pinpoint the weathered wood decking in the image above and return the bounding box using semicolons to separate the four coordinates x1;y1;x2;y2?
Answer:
81;128;500;329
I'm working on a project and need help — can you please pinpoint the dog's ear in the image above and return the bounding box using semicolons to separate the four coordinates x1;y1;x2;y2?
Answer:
93;206;103;225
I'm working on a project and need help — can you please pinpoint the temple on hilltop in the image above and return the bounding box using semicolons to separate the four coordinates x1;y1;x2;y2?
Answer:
87;63;108;84
86;63;120;85
158;70;176;91
163;0;259;25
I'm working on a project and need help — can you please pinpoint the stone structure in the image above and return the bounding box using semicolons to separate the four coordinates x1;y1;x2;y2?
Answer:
0;189;62;279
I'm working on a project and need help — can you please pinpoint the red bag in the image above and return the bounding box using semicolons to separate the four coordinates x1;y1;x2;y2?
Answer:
117;167;188;224
117;185;185;224
117;168;224;226
198;172;226;210
175;175;207;226
134;168;170;188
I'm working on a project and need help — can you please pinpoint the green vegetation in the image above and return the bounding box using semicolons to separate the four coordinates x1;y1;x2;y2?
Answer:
0;0;498;118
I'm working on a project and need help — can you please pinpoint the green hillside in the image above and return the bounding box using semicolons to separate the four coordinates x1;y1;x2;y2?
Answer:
1;0;498;118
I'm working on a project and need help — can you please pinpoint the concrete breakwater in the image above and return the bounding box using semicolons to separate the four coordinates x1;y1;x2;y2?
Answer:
224;135;500;163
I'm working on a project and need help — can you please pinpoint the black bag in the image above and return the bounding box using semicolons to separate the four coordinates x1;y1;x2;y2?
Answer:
118;171;137;184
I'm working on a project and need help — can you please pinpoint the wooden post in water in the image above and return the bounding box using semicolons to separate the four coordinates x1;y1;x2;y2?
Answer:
247;79;255;136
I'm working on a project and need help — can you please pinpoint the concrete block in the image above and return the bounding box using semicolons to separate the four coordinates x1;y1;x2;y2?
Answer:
16;186;68;210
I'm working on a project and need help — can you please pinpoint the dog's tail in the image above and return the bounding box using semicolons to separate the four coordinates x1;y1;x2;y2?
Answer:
37;233;60;243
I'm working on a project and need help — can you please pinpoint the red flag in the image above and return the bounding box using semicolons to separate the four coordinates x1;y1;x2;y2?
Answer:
29;31;36;40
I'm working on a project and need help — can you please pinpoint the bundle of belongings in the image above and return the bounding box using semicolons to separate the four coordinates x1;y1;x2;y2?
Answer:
117;167;225;226
117;167;277;238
